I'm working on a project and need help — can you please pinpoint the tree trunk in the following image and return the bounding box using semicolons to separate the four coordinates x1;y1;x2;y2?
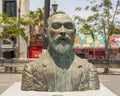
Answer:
93;48;95;64
104;39;109;73
0;40;2;58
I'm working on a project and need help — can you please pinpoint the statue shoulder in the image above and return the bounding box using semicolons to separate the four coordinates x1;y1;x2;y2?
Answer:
89;63;97;72
23;51;51;72
75;55;97;70
23;58;40;73
75;55;89;66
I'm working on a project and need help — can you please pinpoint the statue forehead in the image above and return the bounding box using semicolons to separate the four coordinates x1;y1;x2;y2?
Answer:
48;14;73;23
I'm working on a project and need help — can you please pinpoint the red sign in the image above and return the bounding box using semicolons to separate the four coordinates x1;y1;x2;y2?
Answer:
29;46;42;58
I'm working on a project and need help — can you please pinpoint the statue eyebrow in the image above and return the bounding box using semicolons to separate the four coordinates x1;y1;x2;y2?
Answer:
52;22;73;24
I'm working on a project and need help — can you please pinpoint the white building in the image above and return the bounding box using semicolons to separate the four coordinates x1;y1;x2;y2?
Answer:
0;0;30;59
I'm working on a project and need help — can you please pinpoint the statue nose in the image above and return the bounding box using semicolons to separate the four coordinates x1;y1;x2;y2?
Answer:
60;32;66;37
60;26;66;37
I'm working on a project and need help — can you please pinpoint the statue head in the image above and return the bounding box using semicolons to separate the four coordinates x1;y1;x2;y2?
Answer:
47;11;76;55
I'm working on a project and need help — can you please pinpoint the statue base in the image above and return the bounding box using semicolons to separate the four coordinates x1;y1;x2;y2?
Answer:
1;82;117;96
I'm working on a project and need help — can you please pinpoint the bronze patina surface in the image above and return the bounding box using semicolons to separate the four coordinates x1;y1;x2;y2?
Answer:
21;12;100;91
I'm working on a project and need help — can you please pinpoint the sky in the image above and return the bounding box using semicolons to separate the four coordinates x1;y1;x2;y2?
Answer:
29;0;120;22
29;0;91;18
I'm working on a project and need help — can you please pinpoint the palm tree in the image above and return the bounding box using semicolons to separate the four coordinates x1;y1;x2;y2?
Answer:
28;8;44;47
29;11;37;40
29;8;44;36
36;8;44;34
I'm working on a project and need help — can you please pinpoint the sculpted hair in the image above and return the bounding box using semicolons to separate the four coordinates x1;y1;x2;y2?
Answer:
49;11;66;17
46;11;67;27
46;11;73;27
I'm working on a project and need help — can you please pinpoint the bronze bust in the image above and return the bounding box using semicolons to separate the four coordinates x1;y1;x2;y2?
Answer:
21;11;100;91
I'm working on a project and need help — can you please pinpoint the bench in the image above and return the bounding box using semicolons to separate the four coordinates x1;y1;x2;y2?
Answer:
0;59;34;73
3;64;25;72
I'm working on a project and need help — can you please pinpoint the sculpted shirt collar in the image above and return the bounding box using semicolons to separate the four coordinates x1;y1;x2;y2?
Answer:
48;47;75;69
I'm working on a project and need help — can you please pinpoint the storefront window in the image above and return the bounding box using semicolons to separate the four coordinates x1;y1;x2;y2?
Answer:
3;0;17;17
3;37;17;44
2;48;16;59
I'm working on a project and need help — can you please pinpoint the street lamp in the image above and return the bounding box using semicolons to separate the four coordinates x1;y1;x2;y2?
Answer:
52;0;58;12
43;0;50;49
43;0;58;49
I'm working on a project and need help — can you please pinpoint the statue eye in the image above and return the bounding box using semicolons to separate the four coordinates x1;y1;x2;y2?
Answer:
52;22;62;29
64;22;74;29
52;22;74;29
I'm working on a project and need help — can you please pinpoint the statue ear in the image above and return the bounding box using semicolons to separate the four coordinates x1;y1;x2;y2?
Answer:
74;28;76;37
74;28;76;33
44;27;48;38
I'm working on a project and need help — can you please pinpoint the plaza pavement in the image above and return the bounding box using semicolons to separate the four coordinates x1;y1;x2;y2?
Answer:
0;68;120;96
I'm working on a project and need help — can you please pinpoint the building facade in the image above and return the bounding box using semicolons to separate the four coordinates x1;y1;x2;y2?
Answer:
0;0;30;59
74;32;120;60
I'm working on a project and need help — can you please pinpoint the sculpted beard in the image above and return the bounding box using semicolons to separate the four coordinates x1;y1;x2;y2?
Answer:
51;35;73;54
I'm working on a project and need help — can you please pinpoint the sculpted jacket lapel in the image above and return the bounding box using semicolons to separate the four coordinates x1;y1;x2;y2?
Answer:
40;52;90;91
41;51;56;91
70;55;84;90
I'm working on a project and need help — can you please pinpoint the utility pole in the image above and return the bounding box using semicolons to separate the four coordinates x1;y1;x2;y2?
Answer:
17;0;21;58
43;0;50;49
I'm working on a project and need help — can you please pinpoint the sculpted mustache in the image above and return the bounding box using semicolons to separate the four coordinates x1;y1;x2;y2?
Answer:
54;34;71;42
55;37;71;43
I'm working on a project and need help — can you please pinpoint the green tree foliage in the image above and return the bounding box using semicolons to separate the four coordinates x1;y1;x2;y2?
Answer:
74;0;120;35
74;0;120;73
0;14;29;48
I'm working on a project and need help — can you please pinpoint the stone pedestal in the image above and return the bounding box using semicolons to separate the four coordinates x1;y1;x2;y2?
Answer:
1;82;117;96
